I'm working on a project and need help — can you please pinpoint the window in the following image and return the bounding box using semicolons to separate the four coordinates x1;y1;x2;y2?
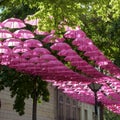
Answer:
58;95;64;120
58;91;80;120
66;98;70;120
84;109;88;120
72;100;77;120
72;106;76;120
92;112;95;120
78;108;81;120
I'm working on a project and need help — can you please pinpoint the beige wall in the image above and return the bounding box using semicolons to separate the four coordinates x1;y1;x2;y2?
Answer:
57;90;99;120
0;84;99;120
0;84;57;120
79;102;98;120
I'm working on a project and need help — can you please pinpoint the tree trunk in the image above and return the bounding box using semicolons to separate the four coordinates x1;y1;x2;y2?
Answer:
32;79;37;120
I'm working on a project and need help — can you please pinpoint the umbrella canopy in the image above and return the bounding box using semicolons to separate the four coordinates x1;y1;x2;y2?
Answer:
1;17;120;114
0;29;12;39
2;18;26;28
23;39;42;48
24;18;39;26
0;46;11;54
34;29;49;36
3;38;23;47
13;29;34;39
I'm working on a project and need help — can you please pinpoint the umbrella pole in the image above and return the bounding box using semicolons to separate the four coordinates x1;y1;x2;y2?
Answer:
32;79;37;120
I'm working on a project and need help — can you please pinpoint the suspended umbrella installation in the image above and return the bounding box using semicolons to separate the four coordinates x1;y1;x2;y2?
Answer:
0;17;120;115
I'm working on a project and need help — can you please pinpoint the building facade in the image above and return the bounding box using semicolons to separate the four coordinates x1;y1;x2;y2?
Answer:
0;84;99;120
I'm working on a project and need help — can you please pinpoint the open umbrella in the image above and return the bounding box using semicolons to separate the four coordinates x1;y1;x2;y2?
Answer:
24;18;39;26
3;38;23;47
32;48;50;56
2;18;26;28
50;42;71;51
0;46;12;54
23;39;42;48
0;29;12;39
13;29;34;39
34;29;49;36
12;46;31;54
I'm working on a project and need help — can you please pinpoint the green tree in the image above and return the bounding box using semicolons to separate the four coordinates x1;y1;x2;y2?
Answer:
104;108;120;120
0;2;38;20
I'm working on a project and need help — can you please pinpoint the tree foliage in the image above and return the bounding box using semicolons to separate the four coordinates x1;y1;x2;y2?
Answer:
0;3;38;20
104;108;120;120
0;65;49;115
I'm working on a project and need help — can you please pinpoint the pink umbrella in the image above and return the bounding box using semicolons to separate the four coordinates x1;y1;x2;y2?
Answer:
3;38;23;47
34;29;49;35
23;39;42;48
78;45;98;52
54;37;65;42
42;34;55;43
2;18;26;28
40;54;57;61
95;60;109;66
50;42;71;51
84;51;103;56
10;57;28;64
64;30;76;39
13;29;34;39
29;57;40;63
70;60;86;66
32;48;50;56
72;38;91;46
0;46;12;54
10;63;34;70
58;49;76;56
21;51;34;59
45;60;63;66
12;46;31;54
64;27;86;39
41;62;62;68
0;29;12;38
24;18;39;26
75;27;86;38
0;54;12;65
89;55;107;61
64;55;82;62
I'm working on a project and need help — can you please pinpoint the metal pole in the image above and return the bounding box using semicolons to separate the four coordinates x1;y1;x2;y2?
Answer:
87;82;103;120
32;79;37;120
94;92;98;120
